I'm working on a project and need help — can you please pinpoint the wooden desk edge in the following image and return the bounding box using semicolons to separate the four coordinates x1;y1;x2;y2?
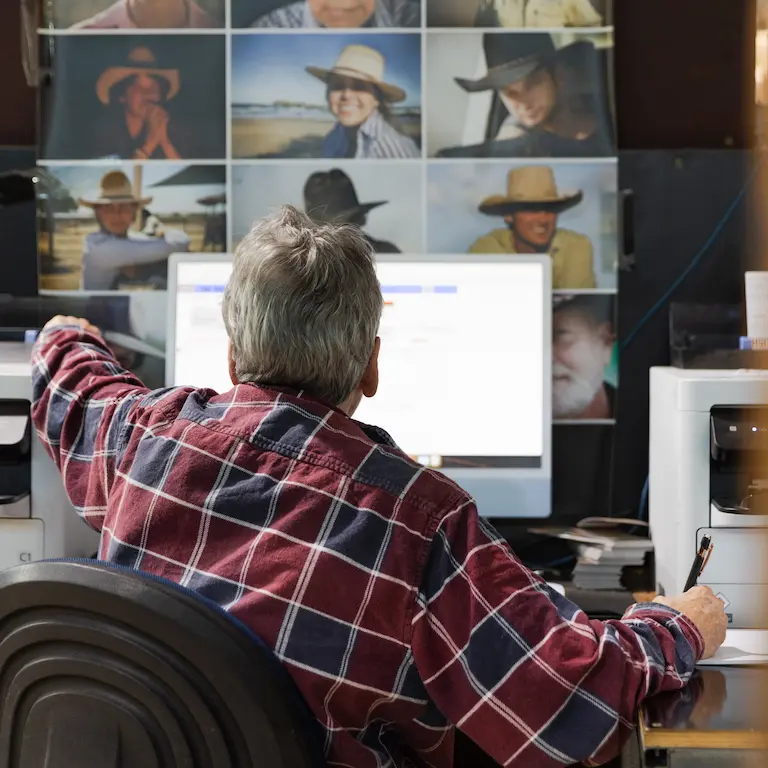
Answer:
639;710;768;751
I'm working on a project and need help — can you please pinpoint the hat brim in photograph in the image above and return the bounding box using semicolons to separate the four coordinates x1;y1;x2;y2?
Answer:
308;200;387;223
454;40;594;93
305;66;406;103
79;195;154;208
96;66;181;105
479;190;583;216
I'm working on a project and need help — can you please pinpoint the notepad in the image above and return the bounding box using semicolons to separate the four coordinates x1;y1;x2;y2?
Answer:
697;630;768;666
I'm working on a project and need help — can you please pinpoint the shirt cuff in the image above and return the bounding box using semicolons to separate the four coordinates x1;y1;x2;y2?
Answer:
624;602;705;660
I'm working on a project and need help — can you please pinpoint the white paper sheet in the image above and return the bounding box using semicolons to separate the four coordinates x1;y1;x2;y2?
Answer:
697;630;768;666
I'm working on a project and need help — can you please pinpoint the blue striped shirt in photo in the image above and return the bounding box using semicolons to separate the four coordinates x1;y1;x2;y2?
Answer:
322;109;420;159
252;0;420;28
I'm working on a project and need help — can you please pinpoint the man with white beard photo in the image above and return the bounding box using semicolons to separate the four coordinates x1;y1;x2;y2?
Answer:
552;293;615;421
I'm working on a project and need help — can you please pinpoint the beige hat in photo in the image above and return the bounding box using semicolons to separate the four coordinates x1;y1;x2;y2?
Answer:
306;44;406;103
95;46;180;106
479;166;583;216
79;171;152;208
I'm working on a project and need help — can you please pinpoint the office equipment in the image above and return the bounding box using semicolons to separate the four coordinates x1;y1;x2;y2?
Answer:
166;253;552;519
697;629;768;666
0;559;326;768
649;367;768;628
0;342;99;571
684;534;713;592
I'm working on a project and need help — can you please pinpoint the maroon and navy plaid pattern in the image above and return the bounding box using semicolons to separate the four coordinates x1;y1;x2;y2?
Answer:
31;326;703;768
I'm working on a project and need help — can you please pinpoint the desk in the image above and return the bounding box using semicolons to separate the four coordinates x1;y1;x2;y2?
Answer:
638;667;768;767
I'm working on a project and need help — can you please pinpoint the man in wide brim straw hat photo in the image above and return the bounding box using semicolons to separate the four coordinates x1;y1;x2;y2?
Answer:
305;44;420;158
77;170;190;291
442;32;613;158
468;165;596;289
94;46;182;160
303;168;400;252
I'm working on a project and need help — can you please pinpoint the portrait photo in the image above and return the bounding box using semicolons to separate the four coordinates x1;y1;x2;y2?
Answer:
232;0;420;28
427;160;617;289
40;35;227;160
552;293;617;423
37;163;226;292
45;0;224;28
231;162;423;252
426;0;610;29
231;33;421;159
425;30;615;158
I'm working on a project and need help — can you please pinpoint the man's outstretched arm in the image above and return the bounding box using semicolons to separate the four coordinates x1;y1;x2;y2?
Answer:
30;316;150;532
411;501;720;767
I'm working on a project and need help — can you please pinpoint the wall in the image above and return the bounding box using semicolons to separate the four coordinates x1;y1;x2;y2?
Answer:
0;1;35;146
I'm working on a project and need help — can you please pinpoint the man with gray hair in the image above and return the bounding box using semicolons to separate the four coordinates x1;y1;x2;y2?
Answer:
31;206;726;768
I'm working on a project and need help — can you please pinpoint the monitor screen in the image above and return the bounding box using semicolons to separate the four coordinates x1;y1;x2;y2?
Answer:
168;254;551;519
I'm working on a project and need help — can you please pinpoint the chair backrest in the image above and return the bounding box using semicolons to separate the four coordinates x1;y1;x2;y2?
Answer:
0;559;326;768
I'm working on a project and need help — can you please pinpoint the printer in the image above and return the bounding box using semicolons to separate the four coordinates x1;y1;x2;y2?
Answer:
0;342;99;571
649;367;768;628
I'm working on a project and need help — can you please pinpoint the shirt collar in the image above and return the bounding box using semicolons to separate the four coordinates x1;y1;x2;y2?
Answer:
302;0;391;27
358;109;385;140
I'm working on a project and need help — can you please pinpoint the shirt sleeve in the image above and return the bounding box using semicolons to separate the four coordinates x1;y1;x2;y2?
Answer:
30;326;151;533
84;230;190;270
411;502;703;767
567;0;603;26
558;235;597;289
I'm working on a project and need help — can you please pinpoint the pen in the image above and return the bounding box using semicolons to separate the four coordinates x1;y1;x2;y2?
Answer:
684;534;713;592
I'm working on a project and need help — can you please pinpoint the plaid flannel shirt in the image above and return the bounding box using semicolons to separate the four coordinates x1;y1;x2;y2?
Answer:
31;326;703;768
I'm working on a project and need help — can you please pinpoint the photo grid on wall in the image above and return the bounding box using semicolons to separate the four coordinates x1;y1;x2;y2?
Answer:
36;0;617;421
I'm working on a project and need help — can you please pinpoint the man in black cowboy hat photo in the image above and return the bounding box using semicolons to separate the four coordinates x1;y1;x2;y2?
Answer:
437;33;613;158
469;165;596;288
552;294;616;420
303;169;400;252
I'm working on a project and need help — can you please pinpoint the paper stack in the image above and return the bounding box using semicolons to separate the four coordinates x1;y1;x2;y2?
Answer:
530;527;653;591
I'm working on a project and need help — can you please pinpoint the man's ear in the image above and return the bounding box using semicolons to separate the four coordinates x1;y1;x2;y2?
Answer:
228;340;238;385
360;337;380;398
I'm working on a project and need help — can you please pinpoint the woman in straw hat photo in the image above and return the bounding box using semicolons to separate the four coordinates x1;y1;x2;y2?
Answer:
78;170;190;291
41;36;226;160
306;44;419;158
231;33;421;158
468;165;597;288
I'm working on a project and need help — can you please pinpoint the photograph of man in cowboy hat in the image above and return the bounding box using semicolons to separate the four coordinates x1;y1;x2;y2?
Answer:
78;170;191;291
231;34;421;159
469;165;596;289
237;0;419;28
56;0;222;28
303;169;400;252
426;32;614;158
427;0;606;28
230;162;422;251
552;294;616;421
41;36;226;160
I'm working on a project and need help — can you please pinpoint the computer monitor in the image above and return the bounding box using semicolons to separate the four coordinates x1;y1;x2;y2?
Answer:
167;253;552;519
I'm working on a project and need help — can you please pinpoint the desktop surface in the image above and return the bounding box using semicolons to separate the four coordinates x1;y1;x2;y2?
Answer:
166;253;552;519
640;667;768;752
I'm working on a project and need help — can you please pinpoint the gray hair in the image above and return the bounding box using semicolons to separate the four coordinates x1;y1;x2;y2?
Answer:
222;205;383;405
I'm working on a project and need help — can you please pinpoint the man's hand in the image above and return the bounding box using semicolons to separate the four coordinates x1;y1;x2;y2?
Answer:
42;315;101;337
654;586;728;659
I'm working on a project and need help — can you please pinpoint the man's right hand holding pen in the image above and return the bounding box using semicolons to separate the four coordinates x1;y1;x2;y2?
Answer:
654;586;728;659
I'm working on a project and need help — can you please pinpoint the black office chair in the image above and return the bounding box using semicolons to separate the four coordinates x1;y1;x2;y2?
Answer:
0;559;327;768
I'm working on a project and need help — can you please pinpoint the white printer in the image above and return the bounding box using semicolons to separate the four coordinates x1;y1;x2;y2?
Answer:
649;367;768;628
0;342;99;570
